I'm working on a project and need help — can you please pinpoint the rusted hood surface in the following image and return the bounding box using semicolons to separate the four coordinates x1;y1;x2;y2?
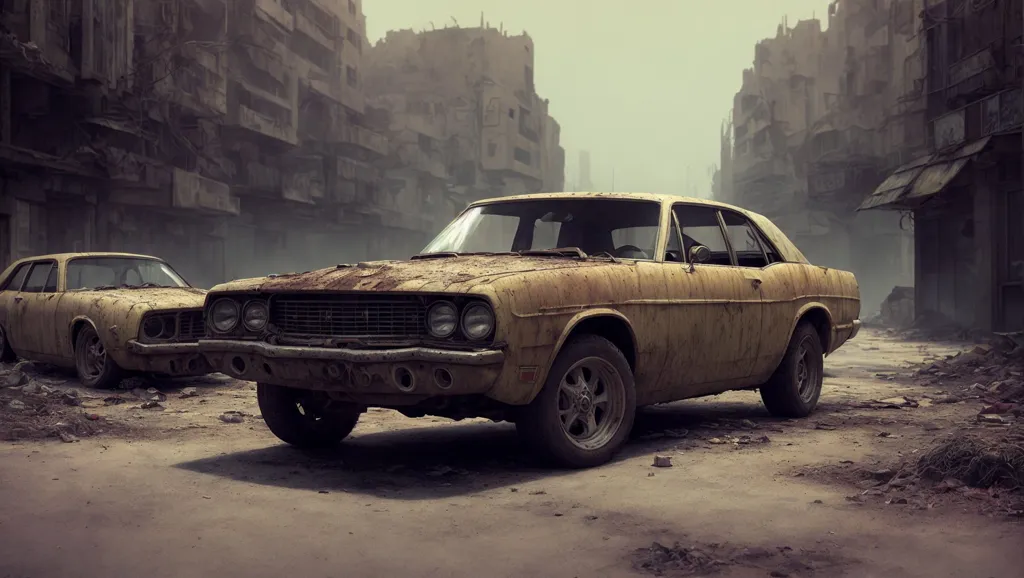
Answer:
211;256;624;294
71;287;207;310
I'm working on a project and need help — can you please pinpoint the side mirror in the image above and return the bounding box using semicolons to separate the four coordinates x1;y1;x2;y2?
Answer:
688;244;711;264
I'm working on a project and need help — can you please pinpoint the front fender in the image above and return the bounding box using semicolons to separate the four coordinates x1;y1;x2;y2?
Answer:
68;315;135;366
525;307;637;403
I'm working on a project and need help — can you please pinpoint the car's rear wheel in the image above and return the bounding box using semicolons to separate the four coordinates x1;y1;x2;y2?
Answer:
74;325;123;389
0;324;16;363
516;335;636;468
257;383;362;448
759;322;824;418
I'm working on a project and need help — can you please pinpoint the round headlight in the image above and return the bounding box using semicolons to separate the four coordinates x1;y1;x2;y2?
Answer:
210;298;240;333
142;315;168;339
243;301;269;331
461;302;494;340
426;301;458;338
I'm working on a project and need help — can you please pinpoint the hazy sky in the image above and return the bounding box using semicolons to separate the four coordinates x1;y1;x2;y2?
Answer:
365;0;830;196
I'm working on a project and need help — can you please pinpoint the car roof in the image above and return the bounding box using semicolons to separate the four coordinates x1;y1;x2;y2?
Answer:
8;252;163;265
471;191;760;216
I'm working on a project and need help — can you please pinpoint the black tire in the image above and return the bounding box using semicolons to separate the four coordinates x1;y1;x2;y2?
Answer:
257;383;362;449
516;335;637;468
0;324;16;363
759;322;824;418
74;325;123;389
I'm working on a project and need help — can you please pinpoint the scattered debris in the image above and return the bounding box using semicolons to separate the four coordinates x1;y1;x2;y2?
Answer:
916;433;1024;490
180;387;199;399
219;411;244;423
132;387;167;402
1;370;29;388
140;401;164;410
652;455;673;468
632;540;845;577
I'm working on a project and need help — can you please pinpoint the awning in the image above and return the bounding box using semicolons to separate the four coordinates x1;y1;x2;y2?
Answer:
857;137;991;211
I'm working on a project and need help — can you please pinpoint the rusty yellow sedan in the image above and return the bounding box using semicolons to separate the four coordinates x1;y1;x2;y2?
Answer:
198;193;861;467
0;253;211;388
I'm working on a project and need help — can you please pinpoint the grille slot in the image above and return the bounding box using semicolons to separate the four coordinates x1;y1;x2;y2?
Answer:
270;294;426;338
177;310;205;342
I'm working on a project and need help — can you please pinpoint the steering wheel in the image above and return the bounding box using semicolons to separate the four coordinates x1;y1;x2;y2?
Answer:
614;244;649;260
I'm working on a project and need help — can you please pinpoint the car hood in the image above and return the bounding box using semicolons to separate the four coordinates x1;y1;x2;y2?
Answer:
210;256;627;294
72;287;208;310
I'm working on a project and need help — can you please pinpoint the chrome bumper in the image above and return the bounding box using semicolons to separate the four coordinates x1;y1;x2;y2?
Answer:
196;339;505;365
850;319;862;339
126;340;201;355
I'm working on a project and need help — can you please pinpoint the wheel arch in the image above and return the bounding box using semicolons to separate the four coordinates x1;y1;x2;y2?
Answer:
527;308;638;403
793;304;832;354
70;316;99;350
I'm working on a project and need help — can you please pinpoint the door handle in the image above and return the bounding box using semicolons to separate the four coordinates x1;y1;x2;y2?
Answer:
750;279;762;289
13;296;22;303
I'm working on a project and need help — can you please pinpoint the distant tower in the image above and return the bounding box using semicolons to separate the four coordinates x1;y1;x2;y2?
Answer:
578;150;594;191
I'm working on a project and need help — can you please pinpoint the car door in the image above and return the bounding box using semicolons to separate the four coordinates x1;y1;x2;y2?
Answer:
0;262;31;354
661;204;763;392
719;210;797;381
9;260;60;356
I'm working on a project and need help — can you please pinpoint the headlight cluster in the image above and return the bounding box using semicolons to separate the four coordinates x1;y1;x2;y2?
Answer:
209;298;268;333
141;313;176;340
426;300;494;341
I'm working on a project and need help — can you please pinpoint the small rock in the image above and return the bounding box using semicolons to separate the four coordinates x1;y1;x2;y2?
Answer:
85;413;101;421
7;399;26;410
886;497;908;505
977;414;1009;425
61;390;81;406
219;412;244;424
740;419;758;429
132;387;166;402
708;437;726;444
867;469;895;482
58;431;79;443
652;455;672;468
1;370;28;388
972;344;992;356
140;400;164;410
103;396;126;405
179;387;199;398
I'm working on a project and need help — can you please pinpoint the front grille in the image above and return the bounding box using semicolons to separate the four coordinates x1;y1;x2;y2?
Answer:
270;294;426;338
177;310;205;342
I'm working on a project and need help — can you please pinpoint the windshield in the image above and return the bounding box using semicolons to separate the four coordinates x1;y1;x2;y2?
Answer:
422;199;663;260
66;257;189;290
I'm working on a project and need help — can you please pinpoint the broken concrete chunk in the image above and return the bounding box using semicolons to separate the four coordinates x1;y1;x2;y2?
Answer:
179;387;199;398
652;456;672;468
219;412;244;423
0;370;29;388
7;399;26;410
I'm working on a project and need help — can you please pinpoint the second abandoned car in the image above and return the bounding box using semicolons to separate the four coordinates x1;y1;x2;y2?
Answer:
0;253;211;388
198;193;861;467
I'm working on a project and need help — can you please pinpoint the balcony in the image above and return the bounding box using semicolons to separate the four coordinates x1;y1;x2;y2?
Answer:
235;160;281;193
152;47;228;116
334;156;381;184
332;123;388;156
171;169;240;215
294;12;337;51
254;0;294;31
228;104;298;145
399;147;447;180
282;157;326;203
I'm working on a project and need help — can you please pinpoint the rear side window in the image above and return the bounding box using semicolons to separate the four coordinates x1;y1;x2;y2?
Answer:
2;264;29;291
721;211;769;268
756;230;783;264
22;262;55;293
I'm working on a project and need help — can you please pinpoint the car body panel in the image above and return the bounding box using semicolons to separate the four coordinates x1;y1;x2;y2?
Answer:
0;253;210;375
199;193;860;408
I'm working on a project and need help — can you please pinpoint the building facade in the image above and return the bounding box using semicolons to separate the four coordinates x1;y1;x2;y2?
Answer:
0;2;566;286
362;23;565;225
860;0;1023;332
718;1;920;315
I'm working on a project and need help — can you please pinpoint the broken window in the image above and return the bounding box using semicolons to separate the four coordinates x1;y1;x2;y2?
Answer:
674;205;731;265
348;0;357;14
346;65;358;87
22;261;55;293
514;147;531;165
525;66;534;92
721;211;769;268
347;28;362;52
2;263;30;291
487;142;498;157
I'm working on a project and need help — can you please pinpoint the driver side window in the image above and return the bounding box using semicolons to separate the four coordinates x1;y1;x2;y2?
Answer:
673;205;731;265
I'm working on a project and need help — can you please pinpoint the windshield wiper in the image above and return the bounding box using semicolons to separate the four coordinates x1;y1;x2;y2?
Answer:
410;252;461;260
518;247;589;259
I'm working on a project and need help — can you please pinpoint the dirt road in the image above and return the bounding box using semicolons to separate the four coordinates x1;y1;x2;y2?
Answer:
0;330;1021;578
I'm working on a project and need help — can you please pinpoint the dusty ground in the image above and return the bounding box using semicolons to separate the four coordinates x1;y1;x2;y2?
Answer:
0;329;1021;578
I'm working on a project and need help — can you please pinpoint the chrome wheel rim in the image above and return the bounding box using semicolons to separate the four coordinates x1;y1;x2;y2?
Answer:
796;337;820;403
556;357;626;451
81;334;106;379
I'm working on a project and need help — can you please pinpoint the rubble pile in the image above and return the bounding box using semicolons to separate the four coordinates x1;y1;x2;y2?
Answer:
632;540;843;577
877;286;915;329
915;335;1024;422
0;364;126;441
917;432;1024;491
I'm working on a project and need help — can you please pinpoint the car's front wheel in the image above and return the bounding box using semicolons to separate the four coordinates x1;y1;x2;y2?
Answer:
759;322;824;418
0;323;16;363
257;383;362;448
516;335;637;468
74;325;123;389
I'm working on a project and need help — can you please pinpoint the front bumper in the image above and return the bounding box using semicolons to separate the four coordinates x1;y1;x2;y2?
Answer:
197;339;505;395
124;340;211;375
850;319;862;339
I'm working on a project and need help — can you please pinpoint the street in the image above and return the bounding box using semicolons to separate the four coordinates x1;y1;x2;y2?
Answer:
0;329;1021;578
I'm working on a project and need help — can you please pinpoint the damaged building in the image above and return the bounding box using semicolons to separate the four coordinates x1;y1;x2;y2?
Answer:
859;0;1023;332
0;2;567;285
361;22;565;224
717;0;920;315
